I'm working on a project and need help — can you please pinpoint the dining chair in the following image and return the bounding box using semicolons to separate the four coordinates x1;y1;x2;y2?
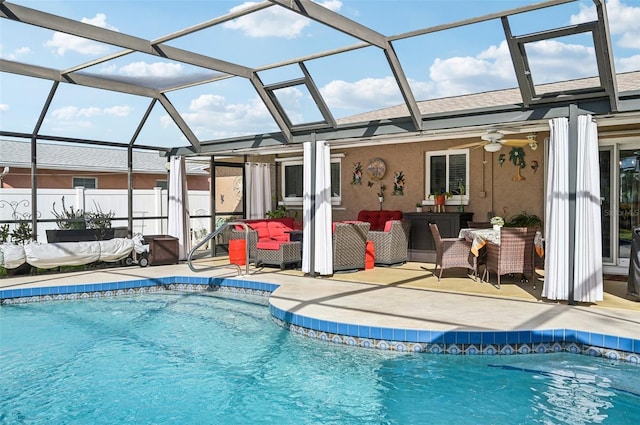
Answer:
482;227;536;288
429;223;477;281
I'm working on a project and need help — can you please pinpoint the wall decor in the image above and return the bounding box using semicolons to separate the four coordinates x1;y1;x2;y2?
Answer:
392;171;405;195
509;147;526;181
366;158;386;180
531;160;539;173
351;161;363;185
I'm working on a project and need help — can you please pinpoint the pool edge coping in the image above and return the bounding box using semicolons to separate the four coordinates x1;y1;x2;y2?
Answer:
1;275;638;363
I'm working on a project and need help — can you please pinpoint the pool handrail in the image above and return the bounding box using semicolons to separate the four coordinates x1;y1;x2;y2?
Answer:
187;221;251;276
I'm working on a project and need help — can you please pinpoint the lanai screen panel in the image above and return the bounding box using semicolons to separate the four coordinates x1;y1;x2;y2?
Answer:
164;76;280;141
77;52;225;92
164;2;362;69
305;46;403;120
0;74;54;134
393;19;521;102
133;102;192;149
0;18;121;70
37;84;153;144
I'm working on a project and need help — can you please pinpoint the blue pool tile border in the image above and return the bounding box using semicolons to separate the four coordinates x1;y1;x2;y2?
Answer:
1;276;638;364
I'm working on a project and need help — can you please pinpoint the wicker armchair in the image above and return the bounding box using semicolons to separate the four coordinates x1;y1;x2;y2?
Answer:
482;227;536;288
429;223;476;281
332;222;371;272
367;220;411;266
229;227;259;263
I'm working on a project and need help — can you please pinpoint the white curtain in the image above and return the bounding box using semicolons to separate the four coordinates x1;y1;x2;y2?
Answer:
543;115;604;302
574;115;603;302
244;162;271;219
543;117;570;300
302;140;333;275
167;156;191;260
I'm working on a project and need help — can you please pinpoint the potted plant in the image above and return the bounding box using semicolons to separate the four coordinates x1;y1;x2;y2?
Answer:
377;184;386;203
265;196;298;220
86;202;115;240
48;197;115;242
428;189;452;212
490;216;505;232
415;202;423;213
506;211;543;230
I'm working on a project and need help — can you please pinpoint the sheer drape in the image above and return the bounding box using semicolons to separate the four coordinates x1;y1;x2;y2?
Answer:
543;118;570;300
244;162;271;219
168;156;191;260
543;115;603;302
302;140;333;275
574;115;603;302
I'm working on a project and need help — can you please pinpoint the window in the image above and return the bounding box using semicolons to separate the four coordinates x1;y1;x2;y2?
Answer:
280;156;342;205
72;177;96;189
155;180;168;190
425;149;469;204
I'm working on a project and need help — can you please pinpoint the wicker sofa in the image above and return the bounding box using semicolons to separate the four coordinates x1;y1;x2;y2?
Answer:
357;210;403;231
229;217;295;263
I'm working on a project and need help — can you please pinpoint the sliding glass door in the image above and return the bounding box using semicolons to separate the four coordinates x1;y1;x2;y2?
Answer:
618;147;640;267
600;142;640;269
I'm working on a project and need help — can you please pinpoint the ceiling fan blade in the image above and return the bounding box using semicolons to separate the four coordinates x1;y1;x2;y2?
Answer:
449;141;486;150
502;139;531;147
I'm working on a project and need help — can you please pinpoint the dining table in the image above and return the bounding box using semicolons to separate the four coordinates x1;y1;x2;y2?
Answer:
459;227;544;258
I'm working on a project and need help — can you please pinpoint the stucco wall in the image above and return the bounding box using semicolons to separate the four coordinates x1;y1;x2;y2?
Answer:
332;134;547;226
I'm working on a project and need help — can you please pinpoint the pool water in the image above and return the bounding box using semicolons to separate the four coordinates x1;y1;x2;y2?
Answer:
1;292;638;425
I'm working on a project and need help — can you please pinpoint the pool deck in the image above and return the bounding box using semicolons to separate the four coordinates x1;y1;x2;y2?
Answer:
2;259;639;345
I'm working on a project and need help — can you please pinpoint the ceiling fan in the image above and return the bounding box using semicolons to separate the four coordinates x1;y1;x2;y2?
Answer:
450;129;537;152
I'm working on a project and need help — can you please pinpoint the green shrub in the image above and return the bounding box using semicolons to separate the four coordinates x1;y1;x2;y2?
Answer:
507;211;543;229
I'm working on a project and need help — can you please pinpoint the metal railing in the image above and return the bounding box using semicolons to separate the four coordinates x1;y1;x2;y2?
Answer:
187;221;251;276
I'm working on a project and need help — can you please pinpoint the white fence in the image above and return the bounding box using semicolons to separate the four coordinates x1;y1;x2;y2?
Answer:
0;188;212;243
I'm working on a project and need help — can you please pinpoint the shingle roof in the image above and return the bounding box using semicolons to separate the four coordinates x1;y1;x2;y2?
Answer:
0;140;206;174
337;71;640;125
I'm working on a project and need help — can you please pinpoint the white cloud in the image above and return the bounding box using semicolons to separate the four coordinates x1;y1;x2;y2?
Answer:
617;54;640;72
321;76;404;110
426;41;516;98
571;0;640;49
167;93;274;139
223;1;342;38
52;106;80;120
104;105;133;117
0;103;9;112
118;62;183;77
525;39;598;81
51;105;132;120
0;45;32;60
425;38;600;98
44;13;118;55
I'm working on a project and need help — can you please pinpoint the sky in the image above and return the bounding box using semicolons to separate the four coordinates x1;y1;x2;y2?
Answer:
1;0;639;149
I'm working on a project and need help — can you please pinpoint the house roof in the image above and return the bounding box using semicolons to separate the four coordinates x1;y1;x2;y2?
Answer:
337;71;640;125
0;139;207;174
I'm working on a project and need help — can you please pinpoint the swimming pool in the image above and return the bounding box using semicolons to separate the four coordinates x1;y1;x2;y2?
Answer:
1;292;638;424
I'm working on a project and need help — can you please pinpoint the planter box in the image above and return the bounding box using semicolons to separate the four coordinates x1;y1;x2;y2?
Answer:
143;235;179;266
46;228;115;243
